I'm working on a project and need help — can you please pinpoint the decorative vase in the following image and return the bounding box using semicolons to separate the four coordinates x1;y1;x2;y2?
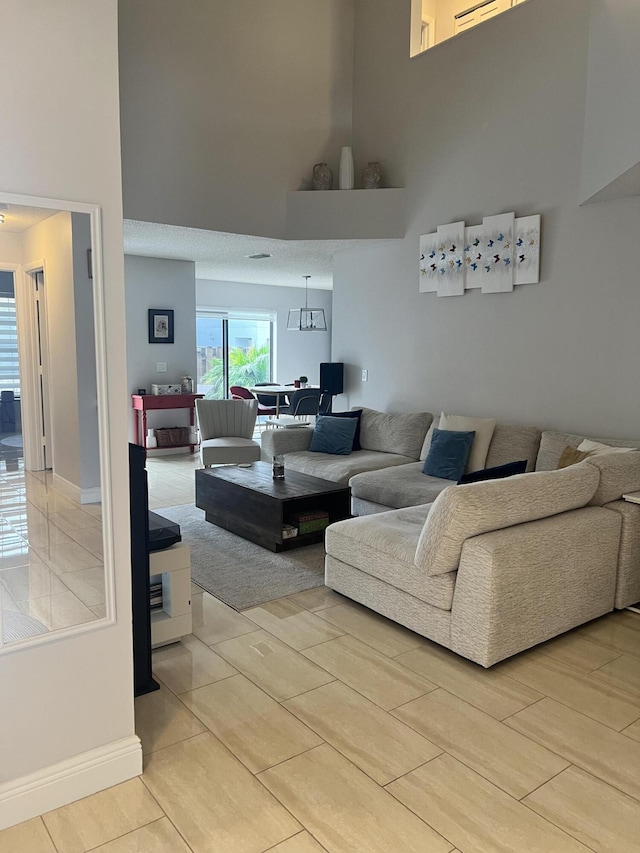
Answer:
339;146;354;190
363;161;382;189
312;162;333;190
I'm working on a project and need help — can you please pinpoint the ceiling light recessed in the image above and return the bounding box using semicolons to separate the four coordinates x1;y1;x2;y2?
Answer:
245;253;272;260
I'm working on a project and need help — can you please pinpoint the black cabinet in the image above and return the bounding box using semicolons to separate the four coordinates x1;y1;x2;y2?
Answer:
129;443;160;697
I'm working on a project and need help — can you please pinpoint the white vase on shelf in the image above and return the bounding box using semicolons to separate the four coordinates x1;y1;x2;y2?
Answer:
339;146;354;190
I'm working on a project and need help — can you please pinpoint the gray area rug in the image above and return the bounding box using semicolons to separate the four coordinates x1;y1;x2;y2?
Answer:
156;504;325;611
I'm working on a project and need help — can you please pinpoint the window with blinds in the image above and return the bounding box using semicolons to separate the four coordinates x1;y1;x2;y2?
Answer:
0;293;19;396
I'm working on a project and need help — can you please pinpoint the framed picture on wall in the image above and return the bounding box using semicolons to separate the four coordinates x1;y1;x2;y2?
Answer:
148;309;174;343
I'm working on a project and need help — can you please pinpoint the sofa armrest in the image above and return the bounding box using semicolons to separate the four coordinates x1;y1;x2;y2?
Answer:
260;426;313;460
449;507;620;667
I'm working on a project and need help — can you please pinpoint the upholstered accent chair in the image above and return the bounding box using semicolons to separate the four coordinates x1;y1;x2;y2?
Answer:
195;399;261;467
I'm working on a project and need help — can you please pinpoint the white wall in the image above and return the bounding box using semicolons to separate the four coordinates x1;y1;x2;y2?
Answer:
580;0;640;202
336;0;640;438
118;0;355;238
0;0;138;827
72;213;101;493
21;213;81;486
196;278;333;391
125;255;197;438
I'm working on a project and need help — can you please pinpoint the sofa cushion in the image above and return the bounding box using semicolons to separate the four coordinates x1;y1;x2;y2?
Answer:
578;438;637;457
439;412;496;472
584;452;640;506
325;505;457;610
457;459;527;484
282;449;415;485
359;408;432;459
557;446;593;468
536;430;640;471
325;409;363;450
415;462;600;577
309;416;357;455
421;419;541;472
423;428;476;480
350;461;451;510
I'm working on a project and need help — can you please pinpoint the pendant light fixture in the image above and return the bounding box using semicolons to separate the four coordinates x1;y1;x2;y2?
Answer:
287;275;327;331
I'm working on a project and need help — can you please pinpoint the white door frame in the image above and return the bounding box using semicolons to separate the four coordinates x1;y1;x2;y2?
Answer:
18;261;53;470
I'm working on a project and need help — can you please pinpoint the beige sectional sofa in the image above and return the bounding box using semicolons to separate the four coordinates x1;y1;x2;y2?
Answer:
261;409;640;663
260;408;433;484
327;455;640;666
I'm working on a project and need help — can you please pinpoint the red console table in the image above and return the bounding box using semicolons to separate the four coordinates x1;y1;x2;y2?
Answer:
132;394;204;452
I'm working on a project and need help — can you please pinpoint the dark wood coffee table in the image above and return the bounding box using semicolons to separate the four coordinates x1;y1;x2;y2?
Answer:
195;462;351;552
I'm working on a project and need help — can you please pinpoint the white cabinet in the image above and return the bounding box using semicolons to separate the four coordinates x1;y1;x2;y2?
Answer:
149;542;192;648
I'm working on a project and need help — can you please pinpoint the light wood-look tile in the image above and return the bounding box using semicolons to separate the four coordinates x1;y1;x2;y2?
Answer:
0;817;56;853
506;697;640;800
58;566;105;607
268;831;327;852
581;617;640;658
91;818;190;852
592;653;640;697
214;630;335;701
135;683;206;755
258;744;453;853
392;689;568;799
284;680;442;784
287;586;346;612
191;591;257;645
38;541;103;574
151;633;237;695
315;601;426;657
42;778;163;853
143;732;301;853
182;673;323;773
499;653;640;730
616;611;640;632
386;753;589;853
302;635;435;711
0;560;68;602
524;765;640;853
623;718;640;741
244;598;345;650
18;589;98;631
48;509;101;533
534;631;623;672
65;525;104;559
397;643;543;720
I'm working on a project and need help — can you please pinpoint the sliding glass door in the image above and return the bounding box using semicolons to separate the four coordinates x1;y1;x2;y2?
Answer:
196;309;274;398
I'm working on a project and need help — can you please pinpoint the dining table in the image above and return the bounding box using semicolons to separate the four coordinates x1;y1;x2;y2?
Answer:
249;385;293;417
249;385;319;417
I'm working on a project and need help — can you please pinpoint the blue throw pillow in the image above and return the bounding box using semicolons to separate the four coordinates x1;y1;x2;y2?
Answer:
457;459;527;485
318;409;362;451
309;416;358;455
423;428;476;481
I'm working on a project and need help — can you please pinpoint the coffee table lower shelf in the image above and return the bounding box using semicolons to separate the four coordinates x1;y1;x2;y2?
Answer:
195;463;351;552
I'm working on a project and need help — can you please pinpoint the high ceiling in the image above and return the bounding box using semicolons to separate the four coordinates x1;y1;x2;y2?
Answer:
123;220;385;290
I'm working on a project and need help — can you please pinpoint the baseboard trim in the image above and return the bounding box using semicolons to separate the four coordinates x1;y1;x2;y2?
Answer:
52;472;81;504
0;735;142;830
80;486;102;504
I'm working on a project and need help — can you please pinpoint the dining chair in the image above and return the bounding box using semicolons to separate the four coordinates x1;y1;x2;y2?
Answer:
278;388;323;420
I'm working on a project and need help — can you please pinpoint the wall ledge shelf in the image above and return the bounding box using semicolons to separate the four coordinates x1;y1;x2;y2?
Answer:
286;188;406;240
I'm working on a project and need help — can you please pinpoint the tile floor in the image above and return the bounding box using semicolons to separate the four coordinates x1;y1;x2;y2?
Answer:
2;452;640;852
0;459;104;644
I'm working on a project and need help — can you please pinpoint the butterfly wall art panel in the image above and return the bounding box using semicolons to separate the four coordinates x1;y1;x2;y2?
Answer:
420;211;541;297
464;224;485;289
514;214;541;285
419;232;439;292
478;212;515;294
